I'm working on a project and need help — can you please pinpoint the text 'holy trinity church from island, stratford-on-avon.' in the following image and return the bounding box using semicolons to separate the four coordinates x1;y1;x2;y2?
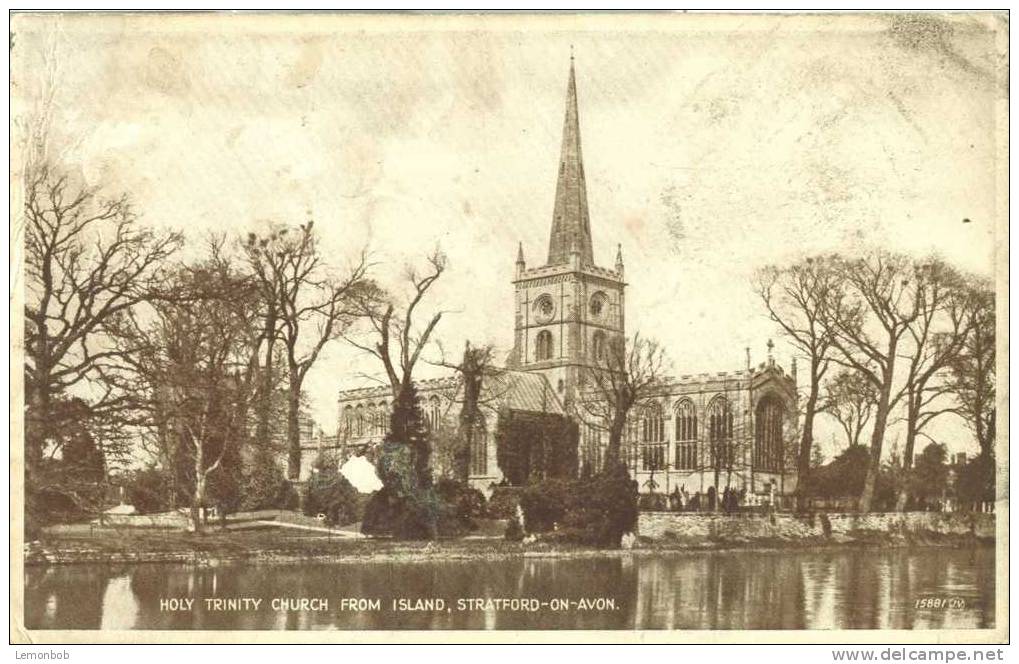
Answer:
322;57;800;499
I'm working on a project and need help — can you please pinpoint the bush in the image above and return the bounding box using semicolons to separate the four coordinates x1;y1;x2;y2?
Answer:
123;466;174;514
504;517;524;541
435;478;487;530
241;460;298;512
637;493;669;511
519;478;573;533
517;463;637;548
304;456;361;526
486;486;522;520
362;485;459;538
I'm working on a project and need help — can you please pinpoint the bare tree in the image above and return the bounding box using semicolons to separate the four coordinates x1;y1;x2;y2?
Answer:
23;164;182;469
244;222;370;480
822;369;878;450
755;256;841;509
130;242;260;532
822;251;924;512
946;278;995;461
345;249;447;483
433;341;501;482
579;333;667;471
893;260;979;510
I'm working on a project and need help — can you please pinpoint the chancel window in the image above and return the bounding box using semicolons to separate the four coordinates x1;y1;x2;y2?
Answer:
707;397;735;468
640;402;666;471
674;399;698;470
582;424;604;474
535;330;554;361
754;396;785;473
469;425;488;476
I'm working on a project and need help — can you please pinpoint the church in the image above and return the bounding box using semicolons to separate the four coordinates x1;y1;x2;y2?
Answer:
320;58;800;500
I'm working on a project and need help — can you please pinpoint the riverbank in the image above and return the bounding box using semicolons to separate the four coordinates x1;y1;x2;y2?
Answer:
24;514;995;567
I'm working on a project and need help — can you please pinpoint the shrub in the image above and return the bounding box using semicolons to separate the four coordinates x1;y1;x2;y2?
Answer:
123;466;174;514
304;455;361;526
241;459;298;511
362;485;458;538
435;478;487;530
517;463;638;548
504;517;524;541
486;486;522;520
519;478;573;533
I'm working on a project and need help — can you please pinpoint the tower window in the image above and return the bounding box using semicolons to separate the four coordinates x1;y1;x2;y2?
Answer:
592;330;606;362
535;330;554;361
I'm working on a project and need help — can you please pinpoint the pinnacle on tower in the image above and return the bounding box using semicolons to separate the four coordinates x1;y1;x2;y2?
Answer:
546;55;594;267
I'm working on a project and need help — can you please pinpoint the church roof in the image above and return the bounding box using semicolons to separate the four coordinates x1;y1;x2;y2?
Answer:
547;56;595;267
487;370;565;415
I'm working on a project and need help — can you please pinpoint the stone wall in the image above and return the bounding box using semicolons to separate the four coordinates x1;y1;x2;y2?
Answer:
637;511;995;541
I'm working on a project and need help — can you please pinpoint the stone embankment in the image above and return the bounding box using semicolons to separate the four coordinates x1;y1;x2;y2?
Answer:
637;511;995;544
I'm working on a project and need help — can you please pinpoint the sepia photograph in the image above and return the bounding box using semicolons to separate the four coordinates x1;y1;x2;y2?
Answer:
8;10;1008;644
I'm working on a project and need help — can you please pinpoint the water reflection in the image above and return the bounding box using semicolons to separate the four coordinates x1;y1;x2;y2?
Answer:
24;547;994;631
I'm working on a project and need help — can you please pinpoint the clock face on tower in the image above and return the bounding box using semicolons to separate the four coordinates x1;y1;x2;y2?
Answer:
533;294;555;323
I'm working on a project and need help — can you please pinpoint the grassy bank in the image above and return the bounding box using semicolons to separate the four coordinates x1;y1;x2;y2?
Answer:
24;521;993;567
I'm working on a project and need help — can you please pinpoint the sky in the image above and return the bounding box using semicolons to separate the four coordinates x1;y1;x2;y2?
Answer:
11;13;1006;460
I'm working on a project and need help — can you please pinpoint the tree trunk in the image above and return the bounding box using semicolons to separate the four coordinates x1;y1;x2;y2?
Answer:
895;406;919;512
604;408;627;472
859;380;892;513
796;378;820;511
255;325;276;453
286;375;301;480
192;448;206;534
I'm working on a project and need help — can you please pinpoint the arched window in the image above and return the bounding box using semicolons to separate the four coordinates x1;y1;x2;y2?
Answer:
469;423;488;476
707;397;735;468
755;396;785;473
640;402;666;471
592;330;606;362
535;330;553;361
674;399;698;470
342;405;353;437
582;424;604;474
375;401;388;436
354;403;365;437
426;395;442;431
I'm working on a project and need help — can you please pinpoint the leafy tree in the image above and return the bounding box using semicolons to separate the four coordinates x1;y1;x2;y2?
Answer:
495;409;579;485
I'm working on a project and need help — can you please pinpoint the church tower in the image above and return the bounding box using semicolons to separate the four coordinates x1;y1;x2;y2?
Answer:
512;56;626;411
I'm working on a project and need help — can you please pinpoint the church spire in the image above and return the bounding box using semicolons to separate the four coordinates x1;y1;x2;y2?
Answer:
546;54;594;267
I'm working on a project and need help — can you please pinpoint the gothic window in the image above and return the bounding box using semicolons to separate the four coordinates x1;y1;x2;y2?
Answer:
426;395;442;431
592;330;606;362
707;396;735;468
582;424;604;474
354;403;365;437
755;396;785;473
469;424;488;476
535;330;554;361
589;291;607;319
375;401;388;437
342;405;353;437
640;402;666;471
674;399;698;470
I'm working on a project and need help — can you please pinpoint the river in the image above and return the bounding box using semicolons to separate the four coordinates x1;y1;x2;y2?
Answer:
24;546;995;630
